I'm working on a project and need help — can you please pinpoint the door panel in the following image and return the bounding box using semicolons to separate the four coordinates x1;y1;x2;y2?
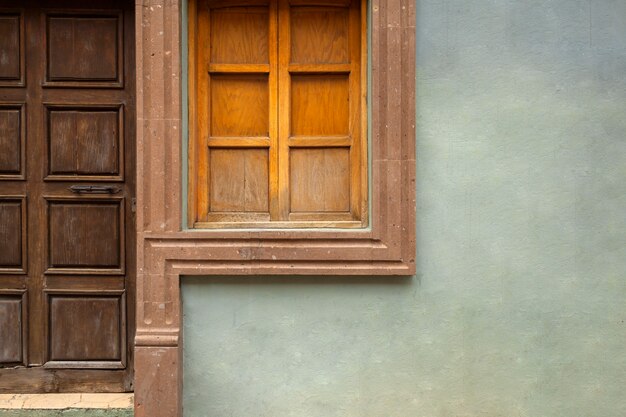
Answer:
0;0;134;393
45;11;124;87
47;198;124;273
0;104;24;178
0;292;26;365
46;292;125;367
0;298;22;363
0;202;23;267
0;197;26;272
47;106;123;179
0;12;23;85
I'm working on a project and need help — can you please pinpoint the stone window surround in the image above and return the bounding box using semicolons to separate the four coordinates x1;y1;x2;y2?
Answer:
134;0;415;415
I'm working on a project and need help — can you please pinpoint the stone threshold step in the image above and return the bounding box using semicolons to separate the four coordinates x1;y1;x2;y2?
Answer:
0;394;133;416
0;410;132;417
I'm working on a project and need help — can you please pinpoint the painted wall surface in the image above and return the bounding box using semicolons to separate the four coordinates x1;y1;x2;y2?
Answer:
182;0;626;416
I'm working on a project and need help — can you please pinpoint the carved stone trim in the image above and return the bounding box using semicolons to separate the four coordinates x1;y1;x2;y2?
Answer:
134;0;415;414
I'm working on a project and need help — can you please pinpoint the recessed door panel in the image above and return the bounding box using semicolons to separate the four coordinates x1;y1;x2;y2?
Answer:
46;292;124;368
0;197;26;272
47;106;123;180
47;198;124;273
0;12;23;85
45;12;123;87
0;104;24;178
0;293;26;365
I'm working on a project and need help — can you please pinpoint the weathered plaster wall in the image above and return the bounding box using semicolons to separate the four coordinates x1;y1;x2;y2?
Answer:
182;0;626;416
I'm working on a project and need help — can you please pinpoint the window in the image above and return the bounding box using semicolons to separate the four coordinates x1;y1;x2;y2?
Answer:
188;0;367;228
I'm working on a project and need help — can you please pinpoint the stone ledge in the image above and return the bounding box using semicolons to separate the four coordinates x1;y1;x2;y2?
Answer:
0;410;132;417
0;394;133;410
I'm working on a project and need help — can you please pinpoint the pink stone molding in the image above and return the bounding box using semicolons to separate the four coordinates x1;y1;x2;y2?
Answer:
133;0;416;415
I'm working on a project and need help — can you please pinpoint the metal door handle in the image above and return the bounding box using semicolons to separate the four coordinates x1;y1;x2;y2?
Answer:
69;185;121;194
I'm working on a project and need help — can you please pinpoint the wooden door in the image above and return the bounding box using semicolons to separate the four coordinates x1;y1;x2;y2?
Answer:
0;0;135;392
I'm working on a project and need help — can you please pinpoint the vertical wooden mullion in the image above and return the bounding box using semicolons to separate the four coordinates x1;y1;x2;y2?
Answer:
277;0;291;221
268;0;279;220
348;0;362;222
196;2;210;222
26;6;44;366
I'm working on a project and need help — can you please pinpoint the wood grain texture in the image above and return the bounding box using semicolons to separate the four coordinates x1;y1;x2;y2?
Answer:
349;0;364;221
267;0;279;220
209;149;269;213
358;0;368;224
210;75;269;137
46;13;121;85
0;107;22;174
208;63;269;73
290;148;350;213
210;7;269;64
194;1;277;223
276;0;290;221
194;1;210;221
290;74;349;136
287;63;351;73
279;0;362;224
48;108;121;177
288;136;351;147
0;295;23;364
208;137;270;147
290;6;349;64
0;368;127;392
0;13;21;81
48;200;122;270
187;0;199;227
0;200;23;268
48;294;122;363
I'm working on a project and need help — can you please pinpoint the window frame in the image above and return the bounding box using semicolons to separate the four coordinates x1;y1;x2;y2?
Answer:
136;0;415;276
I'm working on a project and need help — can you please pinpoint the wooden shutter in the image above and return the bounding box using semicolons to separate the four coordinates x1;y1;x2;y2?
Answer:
190;0;366;228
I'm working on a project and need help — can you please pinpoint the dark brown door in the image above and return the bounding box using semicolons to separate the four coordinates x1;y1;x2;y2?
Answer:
0;0;135;392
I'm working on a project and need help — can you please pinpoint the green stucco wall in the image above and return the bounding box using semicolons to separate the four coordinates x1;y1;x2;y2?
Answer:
182;0;626;416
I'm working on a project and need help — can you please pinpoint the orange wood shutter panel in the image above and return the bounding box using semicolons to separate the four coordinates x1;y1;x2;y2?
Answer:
191;0;366;228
